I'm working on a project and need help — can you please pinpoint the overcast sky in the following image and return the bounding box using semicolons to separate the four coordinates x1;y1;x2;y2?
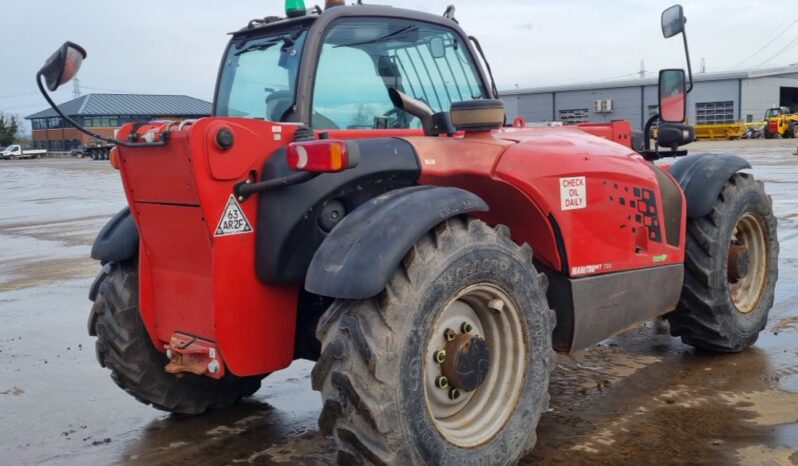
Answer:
2;0;796;132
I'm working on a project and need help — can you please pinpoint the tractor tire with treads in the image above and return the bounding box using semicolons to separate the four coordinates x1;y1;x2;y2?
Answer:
667;173;778;352
90;261;263;414
312;217;555;466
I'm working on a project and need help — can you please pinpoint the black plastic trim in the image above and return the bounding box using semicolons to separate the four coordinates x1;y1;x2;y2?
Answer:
256;137;421;285
305;185;489;299
668;153;751;218
544;263;684;353
90;207;139;263
548;213;569;273
651;164;683;247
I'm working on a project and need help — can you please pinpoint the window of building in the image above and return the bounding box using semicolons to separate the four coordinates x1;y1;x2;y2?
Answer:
695;101;735;124
559;108;589;125
746;114;753;123
48;117;62;128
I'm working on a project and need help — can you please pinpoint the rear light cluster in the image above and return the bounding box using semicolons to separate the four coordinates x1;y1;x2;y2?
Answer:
109;147;119;170
286;140;359;173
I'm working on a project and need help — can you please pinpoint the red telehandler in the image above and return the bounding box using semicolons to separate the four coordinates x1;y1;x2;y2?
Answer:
36;3;777;465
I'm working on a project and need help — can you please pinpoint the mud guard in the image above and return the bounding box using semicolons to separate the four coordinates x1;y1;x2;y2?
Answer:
90;207;139;263
305;186;489;299
668;153;751;217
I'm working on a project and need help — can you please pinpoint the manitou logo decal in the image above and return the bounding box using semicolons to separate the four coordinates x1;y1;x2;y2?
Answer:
214;195;253;237
571;263;612;277
560;176;587;211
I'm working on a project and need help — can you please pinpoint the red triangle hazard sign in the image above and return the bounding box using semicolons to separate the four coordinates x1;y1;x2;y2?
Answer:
214;195;253;237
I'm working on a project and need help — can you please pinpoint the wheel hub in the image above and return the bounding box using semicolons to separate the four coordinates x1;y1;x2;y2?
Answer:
424;285;528;448
727;212;769;314
728;243;750;283
442;333;491;392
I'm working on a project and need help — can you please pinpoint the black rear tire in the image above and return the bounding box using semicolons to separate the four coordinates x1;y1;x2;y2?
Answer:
312;218;555;465
667;173;778;352
787;122;798;139
90;261;263;414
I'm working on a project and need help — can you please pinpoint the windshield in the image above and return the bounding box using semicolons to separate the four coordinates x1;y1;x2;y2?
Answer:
312;18;487;129
215;29;308;120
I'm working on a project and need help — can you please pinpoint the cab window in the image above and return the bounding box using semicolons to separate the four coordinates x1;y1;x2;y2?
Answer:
311;18;487;129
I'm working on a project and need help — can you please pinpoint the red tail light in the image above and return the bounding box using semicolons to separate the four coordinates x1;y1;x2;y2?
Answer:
286;140;358;173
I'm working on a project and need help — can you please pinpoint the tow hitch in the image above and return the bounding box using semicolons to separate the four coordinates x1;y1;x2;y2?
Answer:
164;333;225;379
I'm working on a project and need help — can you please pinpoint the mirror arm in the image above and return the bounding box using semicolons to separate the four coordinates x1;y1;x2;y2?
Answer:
682;26;693;93
35;72;169;148
643;113;660;152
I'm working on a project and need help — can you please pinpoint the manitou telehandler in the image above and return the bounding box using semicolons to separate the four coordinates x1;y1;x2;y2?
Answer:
37;3;778;465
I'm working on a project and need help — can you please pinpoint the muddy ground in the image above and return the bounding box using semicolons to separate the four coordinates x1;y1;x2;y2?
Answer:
0;139;797;465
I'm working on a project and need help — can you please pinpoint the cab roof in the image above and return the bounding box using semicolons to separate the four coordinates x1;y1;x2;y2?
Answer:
233;4;462;38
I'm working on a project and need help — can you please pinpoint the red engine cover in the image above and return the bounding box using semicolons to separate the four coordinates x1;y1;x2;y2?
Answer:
117;119;300;376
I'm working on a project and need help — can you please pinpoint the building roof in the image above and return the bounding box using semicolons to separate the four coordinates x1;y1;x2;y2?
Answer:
500;65;798;96
26;94;212;119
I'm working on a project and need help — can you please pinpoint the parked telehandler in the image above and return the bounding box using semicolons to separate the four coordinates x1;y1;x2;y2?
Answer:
763;105;798;138
36;3;778;465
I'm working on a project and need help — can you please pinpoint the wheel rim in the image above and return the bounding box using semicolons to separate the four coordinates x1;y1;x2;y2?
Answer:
423;283;528;448
728;212;768;313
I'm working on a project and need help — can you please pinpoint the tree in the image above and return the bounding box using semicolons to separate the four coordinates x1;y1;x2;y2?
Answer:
0;113;20;146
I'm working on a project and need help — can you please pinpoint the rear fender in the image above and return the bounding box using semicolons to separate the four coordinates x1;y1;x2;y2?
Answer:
305;186;488;299
91;207;139;263
668;153;751;217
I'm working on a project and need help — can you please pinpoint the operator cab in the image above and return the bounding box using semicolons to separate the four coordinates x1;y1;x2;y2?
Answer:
214;1;496;135
764;106;791;120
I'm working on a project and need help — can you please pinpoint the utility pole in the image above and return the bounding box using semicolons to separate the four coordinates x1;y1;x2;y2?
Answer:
73;78;81;99
700;57;706;73
639;60;646;79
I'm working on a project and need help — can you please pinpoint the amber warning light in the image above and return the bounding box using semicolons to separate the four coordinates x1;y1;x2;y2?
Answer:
286;140;359;173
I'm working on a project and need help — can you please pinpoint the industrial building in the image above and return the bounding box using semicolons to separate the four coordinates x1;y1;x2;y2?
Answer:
501;65;798;130
26;94;212;151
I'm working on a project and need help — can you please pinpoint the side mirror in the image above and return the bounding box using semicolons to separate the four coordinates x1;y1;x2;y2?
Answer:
661;5;685;38
659;69;687;123
428;37;446;59
39;42;87;91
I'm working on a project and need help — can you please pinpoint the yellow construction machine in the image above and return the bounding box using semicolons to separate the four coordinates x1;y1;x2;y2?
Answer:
763;106;798;139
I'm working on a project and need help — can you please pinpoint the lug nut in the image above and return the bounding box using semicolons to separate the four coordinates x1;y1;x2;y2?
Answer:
444;328;456;341
461;322;473;333
448;388;461;400
433;350;447;364
435;376;449;389
207;359;221;374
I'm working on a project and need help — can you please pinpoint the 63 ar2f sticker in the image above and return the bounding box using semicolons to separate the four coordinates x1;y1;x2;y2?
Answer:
214;195;253;237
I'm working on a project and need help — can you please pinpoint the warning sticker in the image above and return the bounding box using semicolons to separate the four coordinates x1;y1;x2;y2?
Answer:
214;195;253;237
560;176;587;211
